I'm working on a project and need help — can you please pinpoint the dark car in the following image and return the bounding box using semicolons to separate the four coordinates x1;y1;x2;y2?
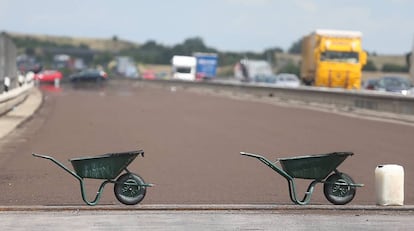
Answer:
361;78;379;90
375;76;413;95
70;69;108;83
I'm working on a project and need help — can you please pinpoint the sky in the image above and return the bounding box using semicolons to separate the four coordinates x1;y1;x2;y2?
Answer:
0;0;413;55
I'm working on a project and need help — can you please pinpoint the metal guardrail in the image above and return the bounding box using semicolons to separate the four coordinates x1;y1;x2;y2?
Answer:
140;79;414;121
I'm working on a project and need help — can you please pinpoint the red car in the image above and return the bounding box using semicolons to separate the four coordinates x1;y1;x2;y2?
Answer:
34;70;63;83
142;70;156;80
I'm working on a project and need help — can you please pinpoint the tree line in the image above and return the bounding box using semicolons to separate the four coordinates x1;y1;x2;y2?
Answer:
11;35;284;67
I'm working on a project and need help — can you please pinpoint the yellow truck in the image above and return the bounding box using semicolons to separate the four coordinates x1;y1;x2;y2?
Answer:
300;29;367;89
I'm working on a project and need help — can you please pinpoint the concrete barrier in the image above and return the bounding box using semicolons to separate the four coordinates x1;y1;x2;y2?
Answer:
140;79;414;122
0;82;33;115
4;78;413;123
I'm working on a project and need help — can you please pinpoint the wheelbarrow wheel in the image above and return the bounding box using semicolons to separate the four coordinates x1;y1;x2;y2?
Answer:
323;173;356;205
114;173;146;205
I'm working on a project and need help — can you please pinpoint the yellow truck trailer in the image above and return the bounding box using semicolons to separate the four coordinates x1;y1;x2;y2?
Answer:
300;29;367;89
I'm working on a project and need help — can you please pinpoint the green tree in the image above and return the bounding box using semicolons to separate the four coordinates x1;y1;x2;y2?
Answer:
278;62;300;76
381;63;409;73
134;40;171;64
170;37;217;56
182;37;207;52
11;34;296;68
93;52;113;66
288;38;303;54
25;47;35;56
362;59;377;71
217;52;243;66
263;47;283;66
79;43;89;49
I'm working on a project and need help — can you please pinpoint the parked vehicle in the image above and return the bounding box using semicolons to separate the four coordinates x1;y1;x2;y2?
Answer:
70;69;108;82
375;76;413;95
34;70;63;83
301;29;367;89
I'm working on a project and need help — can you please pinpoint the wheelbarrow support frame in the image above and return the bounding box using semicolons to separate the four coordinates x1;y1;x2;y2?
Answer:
241;152;317;205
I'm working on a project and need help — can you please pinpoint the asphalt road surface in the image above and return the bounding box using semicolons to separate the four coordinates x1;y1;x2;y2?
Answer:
0;80;413;206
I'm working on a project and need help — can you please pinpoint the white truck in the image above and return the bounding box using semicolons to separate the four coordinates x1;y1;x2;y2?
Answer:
171;55;197;81
115;56;139;78
234;59;273;82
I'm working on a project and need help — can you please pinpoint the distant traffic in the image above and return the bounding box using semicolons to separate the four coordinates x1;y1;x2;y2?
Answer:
3;28;413;96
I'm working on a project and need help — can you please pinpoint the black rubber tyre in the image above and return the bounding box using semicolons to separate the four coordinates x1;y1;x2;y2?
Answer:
114;173;146;205
323;173;356;205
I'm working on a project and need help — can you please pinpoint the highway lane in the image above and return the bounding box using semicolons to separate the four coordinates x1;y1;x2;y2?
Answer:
0;80;413;206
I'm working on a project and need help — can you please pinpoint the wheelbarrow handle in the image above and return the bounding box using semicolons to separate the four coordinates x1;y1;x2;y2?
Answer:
240;151;293;180
240;152;266;159
32;153;82;180
240;151;280;165
32;153;54;160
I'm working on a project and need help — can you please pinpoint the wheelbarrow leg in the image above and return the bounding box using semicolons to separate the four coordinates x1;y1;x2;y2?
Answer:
286;179;318;205
78;180;111;206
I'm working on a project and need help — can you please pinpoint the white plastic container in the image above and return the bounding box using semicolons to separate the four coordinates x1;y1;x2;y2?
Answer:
375;164;404;206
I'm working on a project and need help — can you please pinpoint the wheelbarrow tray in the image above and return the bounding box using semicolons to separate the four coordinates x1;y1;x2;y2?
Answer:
70;150;143;179
279;152;353;180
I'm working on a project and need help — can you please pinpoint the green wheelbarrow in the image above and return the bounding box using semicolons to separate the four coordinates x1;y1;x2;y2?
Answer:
241;151;364;205
32;150;153;206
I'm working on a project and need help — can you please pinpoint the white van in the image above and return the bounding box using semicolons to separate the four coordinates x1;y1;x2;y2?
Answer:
171;56;197;81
